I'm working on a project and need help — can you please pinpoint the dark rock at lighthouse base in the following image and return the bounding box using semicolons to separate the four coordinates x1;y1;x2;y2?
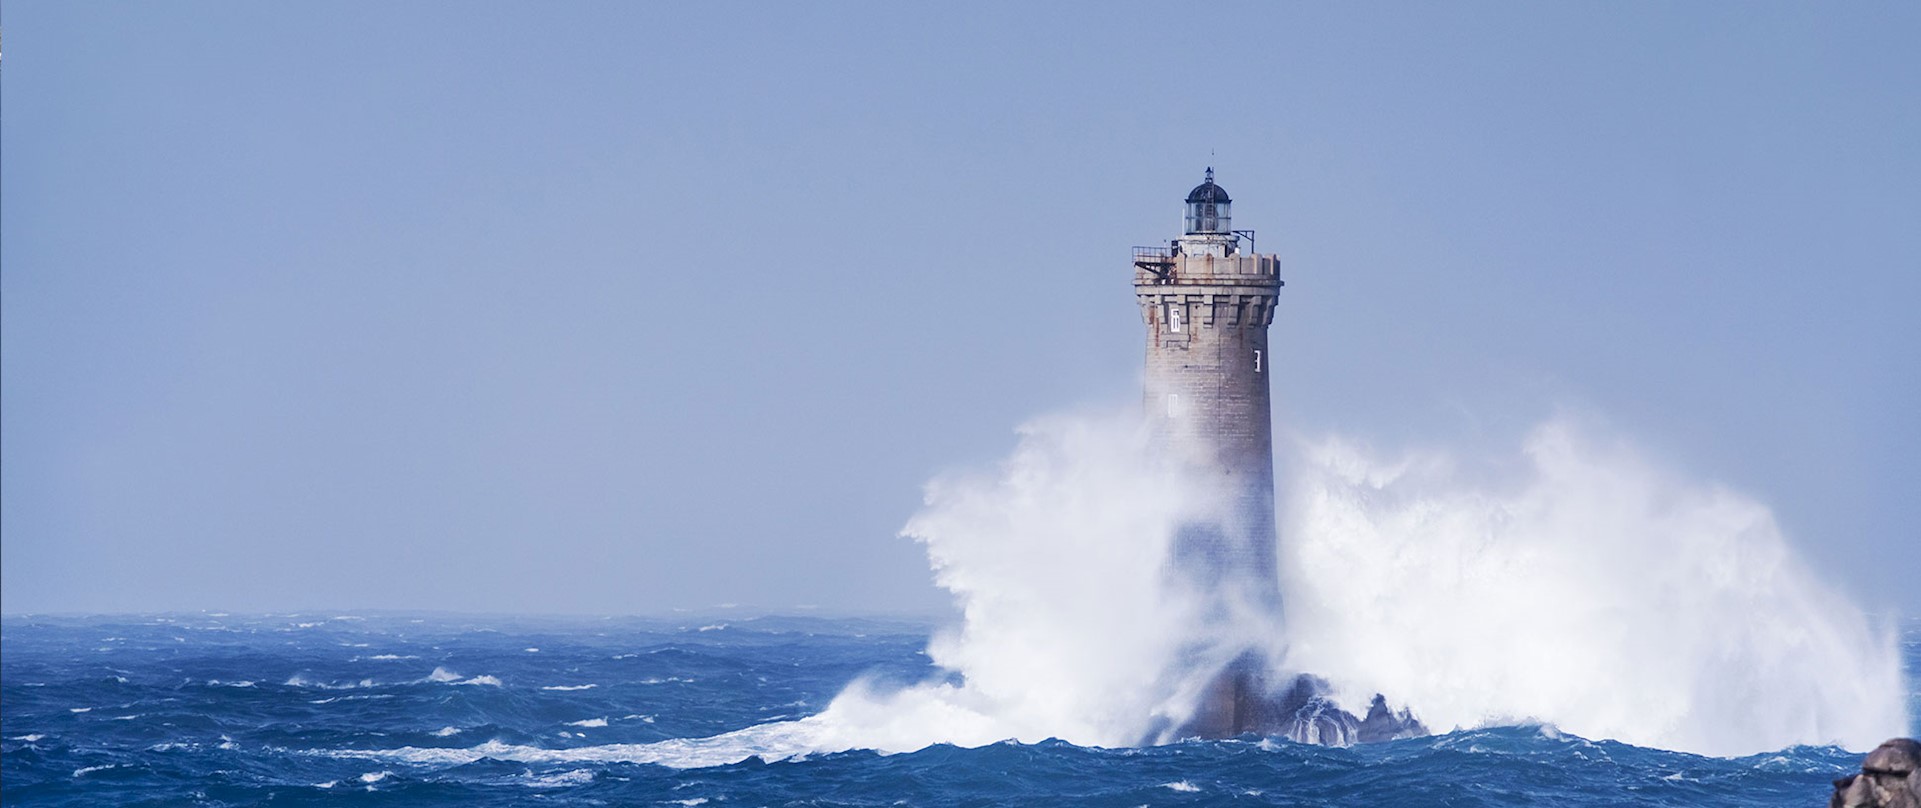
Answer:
1164;656;1428;745
1246;674;1430;745
1357;693;1429;743
1831;738;1921;808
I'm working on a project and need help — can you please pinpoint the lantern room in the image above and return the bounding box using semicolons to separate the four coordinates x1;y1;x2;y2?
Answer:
1184;167;1232;235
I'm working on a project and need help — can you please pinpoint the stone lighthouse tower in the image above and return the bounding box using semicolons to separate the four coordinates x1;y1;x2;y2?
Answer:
1135;168;1283;594
1135;168;1285;736
1131;170;1426;744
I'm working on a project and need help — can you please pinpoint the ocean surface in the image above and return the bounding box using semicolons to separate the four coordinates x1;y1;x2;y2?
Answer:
4;613;1915;807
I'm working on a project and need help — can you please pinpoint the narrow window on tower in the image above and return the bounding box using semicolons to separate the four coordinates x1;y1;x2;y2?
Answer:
1254;349;1263;373
1167;393;1180;418
1167;303;1184;333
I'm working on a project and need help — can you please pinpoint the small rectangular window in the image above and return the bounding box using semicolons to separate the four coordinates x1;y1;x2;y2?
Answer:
1167;393;1180;418
1167;303;1184;333
1254;349;1263;373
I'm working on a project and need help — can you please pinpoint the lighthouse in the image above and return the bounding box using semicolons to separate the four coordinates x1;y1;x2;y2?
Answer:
1133;170;1427;743
1135;168;1285;736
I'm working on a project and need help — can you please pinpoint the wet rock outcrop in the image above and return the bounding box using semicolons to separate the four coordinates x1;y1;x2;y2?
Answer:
1252;674;1428;745
1831;738;1921;808
1163;660;1428;745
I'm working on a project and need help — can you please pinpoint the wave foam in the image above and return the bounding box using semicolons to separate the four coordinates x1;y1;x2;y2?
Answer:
522;769;594;787
424;667;501;687
285;674;374;690
1278;420;1906;755
321;737;793;770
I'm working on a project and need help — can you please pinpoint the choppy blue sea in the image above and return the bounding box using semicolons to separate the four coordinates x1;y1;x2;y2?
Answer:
3;614;1915;807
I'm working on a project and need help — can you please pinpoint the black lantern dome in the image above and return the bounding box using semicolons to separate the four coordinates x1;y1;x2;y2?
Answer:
1184;167;1232;234
1185;169;1232;204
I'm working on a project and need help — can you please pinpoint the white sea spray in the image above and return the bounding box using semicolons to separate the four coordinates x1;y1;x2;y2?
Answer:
796;412;1902;757
1278;419;1906;755
789;411;1240;750
321;412;1904;767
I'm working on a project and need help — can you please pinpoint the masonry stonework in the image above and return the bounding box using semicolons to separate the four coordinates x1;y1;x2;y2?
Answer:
1136;185;1283;601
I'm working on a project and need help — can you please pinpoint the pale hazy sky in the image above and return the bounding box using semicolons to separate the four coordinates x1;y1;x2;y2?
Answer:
3;3;1916;616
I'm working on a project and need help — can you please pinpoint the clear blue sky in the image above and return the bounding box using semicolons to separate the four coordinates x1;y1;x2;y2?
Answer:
3;2;1916;616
